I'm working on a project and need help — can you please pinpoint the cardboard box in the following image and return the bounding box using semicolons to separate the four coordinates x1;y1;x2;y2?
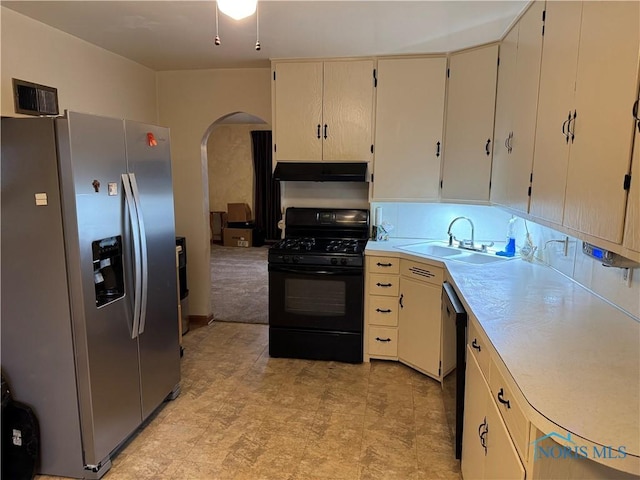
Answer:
227;203;252;223
223;228;252;248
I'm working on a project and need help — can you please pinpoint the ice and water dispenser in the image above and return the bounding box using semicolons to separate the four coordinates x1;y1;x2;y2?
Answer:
92;236;124;307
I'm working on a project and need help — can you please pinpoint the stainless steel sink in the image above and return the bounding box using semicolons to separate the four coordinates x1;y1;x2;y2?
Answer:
395;241;509;264
395;242;463;257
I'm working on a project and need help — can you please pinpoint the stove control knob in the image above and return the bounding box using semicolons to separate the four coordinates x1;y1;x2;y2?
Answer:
341;258;348;265
292;256;299;264
330;258;338;265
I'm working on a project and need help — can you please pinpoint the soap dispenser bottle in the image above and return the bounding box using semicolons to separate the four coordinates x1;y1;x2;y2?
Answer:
497;216;517;257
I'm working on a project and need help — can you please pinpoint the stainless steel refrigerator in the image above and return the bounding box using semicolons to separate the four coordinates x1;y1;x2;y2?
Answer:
1;112;181;479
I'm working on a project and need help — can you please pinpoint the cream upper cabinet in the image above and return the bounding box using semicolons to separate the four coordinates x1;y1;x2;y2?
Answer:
529;1;582;225
441;44;499;202
561;2;640;244
623;115;640;253
273;62;323;161
490;0;544;213
490;24;519;207
273;60;374;163
372;56;447;200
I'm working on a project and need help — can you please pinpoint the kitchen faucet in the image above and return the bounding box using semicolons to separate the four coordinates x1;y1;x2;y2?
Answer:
447;216;475;249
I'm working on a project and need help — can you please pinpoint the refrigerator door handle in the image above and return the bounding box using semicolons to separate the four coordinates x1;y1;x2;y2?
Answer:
122;174;142;339
129;173;148;335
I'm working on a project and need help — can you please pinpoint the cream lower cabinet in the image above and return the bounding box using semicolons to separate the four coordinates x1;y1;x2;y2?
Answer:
623;120;640;253
397;259;443;378
462;345;525;480
365;255;400;360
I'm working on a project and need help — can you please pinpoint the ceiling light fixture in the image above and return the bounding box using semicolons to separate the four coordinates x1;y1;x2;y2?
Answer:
217;0;257;21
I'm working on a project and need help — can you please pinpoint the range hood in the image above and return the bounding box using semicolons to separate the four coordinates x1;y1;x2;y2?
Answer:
273;162;368;182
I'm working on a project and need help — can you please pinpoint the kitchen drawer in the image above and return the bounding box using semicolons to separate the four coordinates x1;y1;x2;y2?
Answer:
368;296;398;326
468;319;490;380
400;259;443;286
368;256;400;274
489;357;530;462
369;273;400;296
368;326;398;357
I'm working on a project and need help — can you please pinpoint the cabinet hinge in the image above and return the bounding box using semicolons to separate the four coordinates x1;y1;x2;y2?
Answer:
273;71;276;81
447;68;450;78
440;179;443;189
624;174;632;191
489;180;492;190
497;57;500;67
274;144;277;153
370;173;374;183
542;10;546;36
530;172;533;183
528;186;532;197
438;361;442;377
373;68;377;88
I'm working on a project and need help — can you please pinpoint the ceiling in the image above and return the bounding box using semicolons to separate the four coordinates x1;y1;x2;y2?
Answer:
2;1;528;71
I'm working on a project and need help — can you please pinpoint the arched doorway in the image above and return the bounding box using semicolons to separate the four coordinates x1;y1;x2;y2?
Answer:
201;112;275;324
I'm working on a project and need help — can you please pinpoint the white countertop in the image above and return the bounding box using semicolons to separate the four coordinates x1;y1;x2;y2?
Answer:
366;238;640;462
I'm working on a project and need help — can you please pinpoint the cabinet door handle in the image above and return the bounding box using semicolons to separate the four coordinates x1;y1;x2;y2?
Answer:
399;293;404;309
478;417;488;455
323;124;328;139
568;110;577;143
375;308;392;313
317;124;321;139
375;337;391;343
376;262;393;267
508;131;513;153
562;112;571;144
471;338;481;352
497;388;511;409
485;138;491;156
436;141;441;158
376;282;393;288
634;100;640;132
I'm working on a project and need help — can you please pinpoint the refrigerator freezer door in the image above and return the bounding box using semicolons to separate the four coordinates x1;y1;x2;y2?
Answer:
57;112;143;467
1;118;86;478
124;120;181;420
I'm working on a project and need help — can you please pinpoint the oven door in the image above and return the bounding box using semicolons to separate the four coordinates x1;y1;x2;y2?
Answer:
268;264;364;333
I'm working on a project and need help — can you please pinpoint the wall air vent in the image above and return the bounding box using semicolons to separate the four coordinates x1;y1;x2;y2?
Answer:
12;78;59;116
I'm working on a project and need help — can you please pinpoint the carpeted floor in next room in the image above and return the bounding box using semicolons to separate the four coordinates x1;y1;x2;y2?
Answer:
210;244;270;325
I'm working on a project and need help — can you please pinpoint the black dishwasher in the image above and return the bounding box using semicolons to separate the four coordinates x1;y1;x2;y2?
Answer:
442;281;467;460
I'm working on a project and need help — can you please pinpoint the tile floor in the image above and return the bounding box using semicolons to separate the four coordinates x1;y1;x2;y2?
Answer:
38;322;461;480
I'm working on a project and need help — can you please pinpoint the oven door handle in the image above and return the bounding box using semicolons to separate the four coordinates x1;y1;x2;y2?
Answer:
269;266;362;276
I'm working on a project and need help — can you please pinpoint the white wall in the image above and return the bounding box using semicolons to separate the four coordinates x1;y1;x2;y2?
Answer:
1;7;157;123
373;202;640;320
157;68;271;317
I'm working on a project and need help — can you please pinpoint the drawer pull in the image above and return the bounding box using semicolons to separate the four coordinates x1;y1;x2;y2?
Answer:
376;282;393;288
471;339;481;352
375;308;392;313
376;262;393;267
497;388;511;409
399;293;404;309
375;337;392;343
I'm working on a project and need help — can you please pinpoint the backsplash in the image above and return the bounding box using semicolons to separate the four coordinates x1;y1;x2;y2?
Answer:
372;202;640;321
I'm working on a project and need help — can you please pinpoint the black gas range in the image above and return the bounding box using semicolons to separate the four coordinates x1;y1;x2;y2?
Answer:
268;208;369;363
